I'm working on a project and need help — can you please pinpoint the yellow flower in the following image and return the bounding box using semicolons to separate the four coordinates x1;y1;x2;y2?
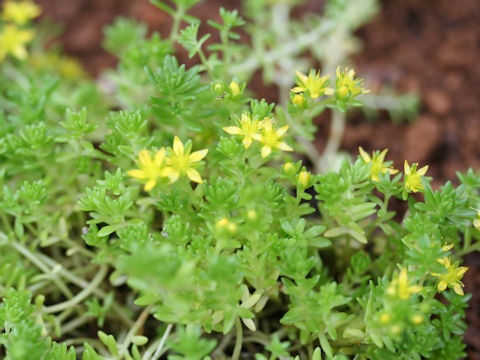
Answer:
432;257;468;296
358;147;398;182
291;69;333;99
128;149;167;192
335;66;369;101
386;268;422;300
163;136;208;184
2;0;41;25
223;113;262;149
404;161;428;193
254;117;293;158
0;24;34;62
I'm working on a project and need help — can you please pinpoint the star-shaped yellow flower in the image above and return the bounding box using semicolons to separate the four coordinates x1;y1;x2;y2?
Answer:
223;113;261;149
335;66;369;101
291;69;333;99
386;268;422;300
163;136;208;184
128;148;167;192
404;161;428;193
0;24;34;62
254;118;293;158
432;257;468;296
359;147;398;182
2;0;41;25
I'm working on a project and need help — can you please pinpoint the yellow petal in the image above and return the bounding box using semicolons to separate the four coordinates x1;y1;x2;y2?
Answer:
276;125;289;137
404;161;411;175
12;45;28;60
291;86;305;94
139;150;152;165
417;165;429;176
144;179;156;192
173;136;184;156
261;146;272;158
223;126;243;135
358;147;371;162
295;70;308;84
186;168;203;183
438;281;447;292
167;170;180;184
251;133;263;142
242;137;253;148
161;166;175;177
453;284;464;296
437;257;450;266
154;148;165;166
457;266;468;276
189;149;208;162
127;169;147;180
262;118;273;132
277;142;293;152
442;243;454;251
378;149;388;162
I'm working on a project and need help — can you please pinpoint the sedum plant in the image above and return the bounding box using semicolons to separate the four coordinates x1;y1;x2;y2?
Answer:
0;1;479;360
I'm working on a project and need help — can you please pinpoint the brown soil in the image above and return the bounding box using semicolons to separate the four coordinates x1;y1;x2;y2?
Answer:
35;0;480;357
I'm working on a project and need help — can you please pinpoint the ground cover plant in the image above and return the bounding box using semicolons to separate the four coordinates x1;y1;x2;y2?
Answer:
0;0;480;359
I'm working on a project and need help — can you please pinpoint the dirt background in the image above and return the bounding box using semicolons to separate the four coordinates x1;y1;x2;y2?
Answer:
32;0;480;357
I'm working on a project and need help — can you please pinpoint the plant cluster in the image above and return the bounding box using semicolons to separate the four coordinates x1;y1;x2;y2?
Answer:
1;1;479;360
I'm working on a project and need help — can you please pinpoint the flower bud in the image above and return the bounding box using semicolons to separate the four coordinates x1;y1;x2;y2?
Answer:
214;82;225;96
380;313;390;324
298;170;311;187
292;94;305;106
229;81;240;97
282;162;296;175
247;209;257;220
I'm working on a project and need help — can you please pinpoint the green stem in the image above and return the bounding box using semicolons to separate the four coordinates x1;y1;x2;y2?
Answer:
229;21;335;76
170;8;184;42
463;227;471;252
43;265;108;313
5;236;133;327
232;317;243;360
198;48;214;77
60;315;90;335
118;305;153;358
317;109;346;173
36;252;133;326
458;241;480;256
151;323;173;360
8;238;74;299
